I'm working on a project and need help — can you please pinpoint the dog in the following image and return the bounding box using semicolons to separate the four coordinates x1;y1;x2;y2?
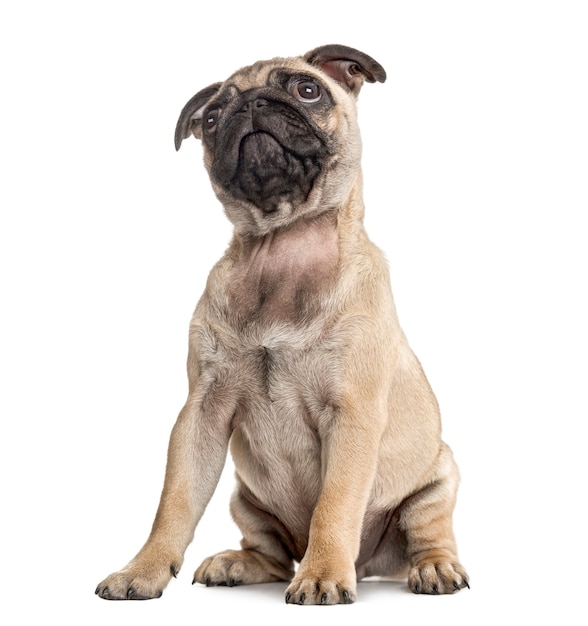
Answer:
95;44;469;605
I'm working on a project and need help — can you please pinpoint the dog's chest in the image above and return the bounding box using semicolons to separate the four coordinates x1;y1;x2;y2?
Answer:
227;214;339;323
228;336;339;524
196;214;344;518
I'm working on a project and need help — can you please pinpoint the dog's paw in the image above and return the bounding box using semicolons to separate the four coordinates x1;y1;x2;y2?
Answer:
285;567;356;605
95;556;181;600
408;560;469;595
193;549;290;587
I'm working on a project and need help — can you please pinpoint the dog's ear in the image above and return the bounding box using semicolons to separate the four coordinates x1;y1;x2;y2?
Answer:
174;82;222;151
303;44;386;95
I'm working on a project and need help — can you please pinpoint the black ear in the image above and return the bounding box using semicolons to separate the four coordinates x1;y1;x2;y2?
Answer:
303;44;386;95
174;82;222;151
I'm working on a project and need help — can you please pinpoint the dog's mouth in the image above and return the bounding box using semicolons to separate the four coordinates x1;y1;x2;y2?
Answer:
231;131;319;213
210;99;329;213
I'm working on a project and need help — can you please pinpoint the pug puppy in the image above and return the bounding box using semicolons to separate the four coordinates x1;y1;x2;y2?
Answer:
95;44;469;605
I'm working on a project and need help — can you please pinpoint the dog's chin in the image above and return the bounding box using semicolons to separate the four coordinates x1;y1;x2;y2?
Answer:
212;131;324;215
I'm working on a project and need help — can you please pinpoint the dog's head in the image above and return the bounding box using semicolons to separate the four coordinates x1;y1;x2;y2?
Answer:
175;45;386;234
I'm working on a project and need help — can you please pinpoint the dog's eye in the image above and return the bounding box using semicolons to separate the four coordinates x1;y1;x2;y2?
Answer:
291;80;322;103
204;108;221;132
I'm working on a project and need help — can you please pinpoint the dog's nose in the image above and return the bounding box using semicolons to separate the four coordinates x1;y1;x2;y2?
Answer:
241;98;269;112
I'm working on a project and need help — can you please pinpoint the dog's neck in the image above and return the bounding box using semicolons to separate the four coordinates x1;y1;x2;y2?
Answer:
225;209;340;325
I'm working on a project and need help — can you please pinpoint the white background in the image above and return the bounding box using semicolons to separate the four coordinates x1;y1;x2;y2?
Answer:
1;1;586;624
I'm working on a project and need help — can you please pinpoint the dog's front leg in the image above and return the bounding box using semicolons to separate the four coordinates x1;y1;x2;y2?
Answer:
96;390;233;600
285;396;384;605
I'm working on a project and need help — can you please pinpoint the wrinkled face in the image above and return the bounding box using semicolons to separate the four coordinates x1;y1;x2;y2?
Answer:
193;59;362;234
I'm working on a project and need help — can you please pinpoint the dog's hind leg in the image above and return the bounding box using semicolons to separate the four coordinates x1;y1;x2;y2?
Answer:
397;443;469;594
192;487;296;587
